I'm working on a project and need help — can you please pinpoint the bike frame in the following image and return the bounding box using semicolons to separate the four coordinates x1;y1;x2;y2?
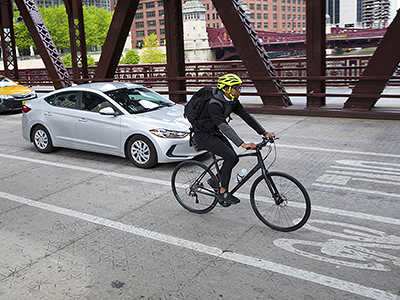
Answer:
197;143;279;200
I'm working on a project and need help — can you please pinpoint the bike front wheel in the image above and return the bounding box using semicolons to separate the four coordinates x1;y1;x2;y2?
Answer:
250;172;311;232
171;160;218;214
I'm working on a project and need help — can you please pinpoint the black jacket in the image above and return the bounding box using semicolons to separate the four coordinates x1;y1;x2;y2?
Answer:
195;88;266;147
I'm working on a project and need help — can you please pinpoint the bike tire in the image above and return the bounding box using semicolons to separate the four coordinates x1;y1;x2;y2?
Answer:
250;172;311;232
171;160;218;214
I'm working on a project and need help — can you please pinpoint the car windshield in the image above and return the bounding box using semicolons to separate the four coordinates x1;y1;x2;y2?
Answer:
0;77;17;87
105;87;174;114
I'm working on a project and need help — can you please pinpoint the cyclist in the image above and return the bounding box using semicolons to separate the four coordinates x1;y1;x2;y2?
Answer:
193;73;275;205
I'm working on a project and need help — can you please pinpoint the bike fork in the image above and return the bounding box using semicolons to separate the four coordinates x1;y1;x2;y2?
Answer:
263;172;285;205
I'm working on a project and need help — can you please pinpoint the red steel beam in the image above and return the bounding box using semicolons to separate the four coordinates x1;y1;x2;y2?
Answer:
306;0;326;107
95;0;140;80
0;0;19;79
211;0;290;107
163;0;186;103
344;10;400;110
64;0;88;83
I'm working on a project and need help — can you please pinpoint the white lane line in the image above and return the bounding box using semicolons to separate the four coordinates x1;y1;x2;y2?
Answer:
0;190;398;300
278;145;400;159
313;183;400;201
0;153;168;186
330;165;400;176
326;170;400;181
0;121;20;124
352;178;400;186
1;152;399;226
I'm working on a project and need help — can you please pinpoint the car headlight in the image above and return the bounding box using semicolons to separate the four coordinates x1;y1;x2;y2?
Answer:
150;129;189;138
0;95;14;100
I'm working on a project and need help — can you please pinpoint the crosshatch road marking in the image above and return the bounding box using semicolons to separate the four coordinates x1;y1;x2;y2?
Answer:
0;190;399;300
313;159;400;200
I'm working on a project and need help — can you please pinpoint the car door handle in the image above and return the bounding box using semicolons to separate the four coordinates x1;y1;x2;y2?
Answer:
44;112;52;116
78;118;87;122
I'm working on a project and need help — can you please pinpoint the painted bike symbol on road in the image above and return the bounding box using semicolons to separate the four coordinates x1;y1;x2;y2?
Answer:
274;219;400;271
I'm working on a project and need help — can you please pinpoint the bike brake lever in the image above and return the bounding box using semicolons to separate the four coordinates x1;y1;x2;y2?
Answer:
268;136;279;143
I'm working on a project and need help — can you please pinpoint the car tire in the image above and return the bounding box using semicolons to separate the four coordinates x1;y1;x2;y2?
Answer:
32;125;54;153
127;135;157;168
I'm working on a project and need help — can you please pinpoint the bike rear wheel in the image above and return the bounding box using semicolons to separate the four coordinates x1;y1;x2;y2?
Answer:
250;172;311;232
171;160;218;214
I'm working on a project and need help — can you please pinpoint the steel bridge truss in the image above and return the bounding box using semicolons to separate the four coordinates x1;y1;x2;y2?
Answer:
1;0;400;116
0;0;18;79
13;0;71;89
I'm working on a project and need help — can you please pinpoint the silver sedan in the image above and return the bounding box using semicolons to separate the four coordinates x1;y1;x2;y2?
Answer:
22;82;204;168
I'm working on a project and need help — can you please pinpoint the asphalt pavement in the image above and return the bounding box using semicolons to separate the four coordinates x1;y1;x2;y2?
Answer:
0;107;399;299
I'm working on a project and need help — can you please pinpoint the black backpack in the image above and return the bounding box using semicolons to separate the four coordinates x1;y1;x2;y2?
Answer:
184;87;226;150
184;86;214;127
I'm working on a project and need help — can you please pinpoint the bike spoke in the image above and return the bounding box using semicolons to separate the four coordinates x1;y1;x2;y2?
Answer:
171;161;218;214
251;172;311;231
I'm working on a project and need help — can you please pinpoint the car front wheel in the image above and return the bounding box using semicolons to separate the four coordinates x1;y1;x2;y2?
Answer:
32;125;54;153
127;135;157;168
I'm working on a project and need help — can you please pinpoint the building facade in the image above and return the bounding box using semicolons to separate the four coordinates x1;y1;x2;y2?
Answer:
326;0;398;28
202;0;306;33
117;0;307;50
183;0;215;62
36;0;110;10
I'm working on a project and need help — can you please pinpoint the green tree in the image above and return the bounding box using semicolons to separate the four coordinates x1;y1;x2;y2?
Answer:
13;9;35;54
62;54;95;66
141;33;166;64
39;5;69;52
83;5;112;50
120;50;140;65
13;5;112;54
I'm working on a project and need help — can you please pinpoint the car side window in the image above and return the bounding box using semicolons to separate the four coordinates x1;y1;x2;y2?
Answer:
45;92;78;109
81;92;111;112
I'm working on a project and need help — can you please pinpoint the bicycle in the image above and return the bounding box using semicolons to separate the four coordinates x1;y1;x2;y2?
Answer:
171;137;311;232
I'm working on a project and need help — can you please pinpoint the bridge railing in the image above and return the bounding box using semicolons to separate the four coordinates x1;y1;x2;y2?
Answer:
11;55;400;89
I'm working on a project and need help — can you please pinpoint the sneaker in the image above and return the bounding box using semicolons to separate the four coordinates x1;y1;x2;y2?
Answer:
216;191;240;205
207;178;218;190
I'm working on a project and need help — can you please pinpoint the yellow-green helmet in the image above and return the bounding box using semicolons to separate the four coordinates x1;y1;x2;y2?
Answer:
217;73;242;90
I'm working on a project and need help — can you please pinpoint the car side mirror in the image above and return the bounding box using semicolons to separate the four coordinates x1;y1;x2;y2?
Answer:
99;107;117;115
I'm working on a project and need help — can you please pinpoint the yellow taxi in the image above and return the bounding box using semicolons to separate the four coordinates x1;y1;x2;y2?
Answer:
0;75;37;112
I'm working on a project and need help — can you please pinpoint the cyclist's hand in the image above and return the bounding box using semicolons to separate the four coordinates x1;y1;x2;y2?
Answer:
241;142;257;150
264;132;276;138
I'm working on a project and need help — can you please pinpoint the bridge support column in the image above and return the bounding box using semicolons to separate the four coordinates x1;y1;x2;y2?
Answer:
306;0;326;108
64;0;88;84
163;0;186;103
0;0;19;80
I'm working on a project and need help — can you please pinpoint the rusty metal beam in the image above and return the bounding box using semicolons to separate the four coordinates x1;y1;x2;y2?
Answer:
163;0;186;103
306;0;326;107
64;0;88;83
95;0;139;80
14;0;70;89
344;10;400;110
0;0;19;79
212;0;290;107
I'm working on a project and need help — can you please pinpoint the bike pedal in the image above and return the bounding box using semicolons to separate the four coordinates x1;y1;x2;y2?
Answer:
217;199;231;207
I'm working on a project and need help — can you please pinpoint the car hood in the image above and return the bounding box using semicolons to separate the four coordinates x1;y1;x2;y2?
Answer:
132;104;190;131
0;85;33;95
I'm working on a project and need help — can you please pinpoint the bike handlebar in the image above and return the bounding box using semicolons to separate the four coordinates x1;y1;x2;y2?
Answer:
246;136;278;150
